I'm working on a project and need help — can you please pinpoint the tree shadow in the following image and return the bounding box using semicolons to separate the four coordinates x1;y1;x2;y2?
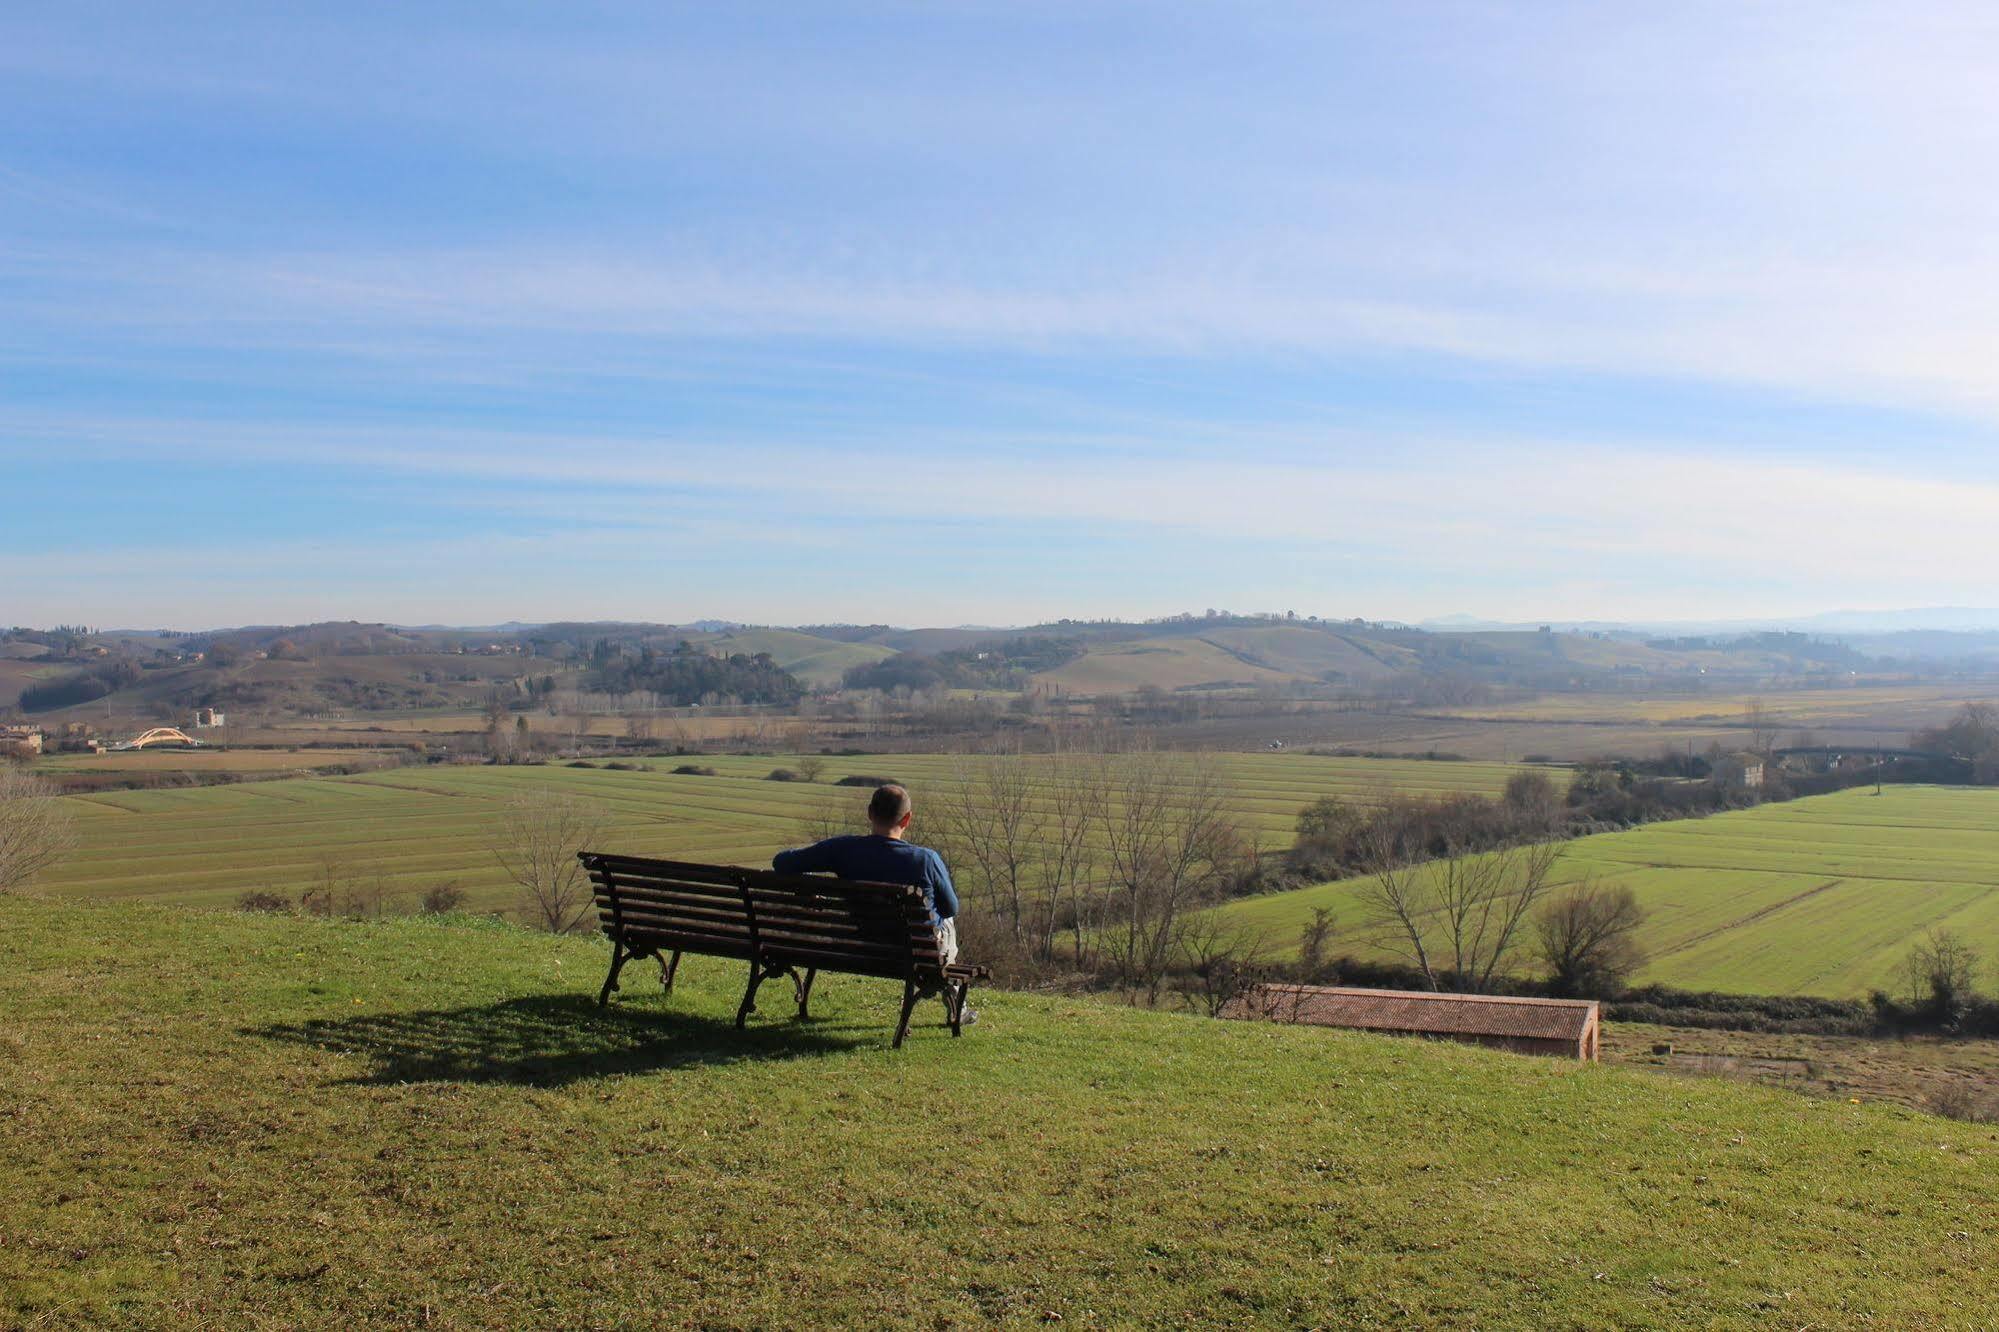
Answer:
248;994;871;1087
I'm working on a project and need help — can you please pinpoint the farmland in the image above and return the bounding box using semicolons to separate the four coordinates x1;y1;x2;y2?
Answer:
1222;785;1999;998
1426;681;1999;731
34;748;393;776
5;897;1996;1328
39;752;1534;915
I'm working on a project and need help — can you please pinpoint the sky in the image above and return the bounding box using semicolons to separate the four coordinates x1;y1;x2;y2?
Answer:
5;1;1999;630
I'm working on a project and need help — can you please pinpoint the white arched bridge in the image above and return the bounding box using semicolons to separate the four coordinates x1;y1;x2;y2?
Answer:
110;727;208;752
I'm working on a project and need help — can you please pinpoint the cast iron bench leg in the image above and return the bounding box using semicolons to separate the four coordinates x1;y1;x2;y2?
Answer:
893;978;921;1049
598;938;628;1008
793;967;817;1020
736;959;768;1029
659;950;682;994
948;980;967;1037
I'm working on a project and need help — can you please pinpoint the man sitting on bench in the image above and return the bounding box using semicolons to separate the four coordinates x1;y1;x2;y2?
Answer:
772;783;977;1026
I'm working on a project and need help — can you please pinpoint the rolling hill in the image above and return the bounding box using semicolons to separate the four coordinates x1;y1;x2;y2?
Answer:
688;627;896;688
1221;785;1999;997
1033;635;1301;693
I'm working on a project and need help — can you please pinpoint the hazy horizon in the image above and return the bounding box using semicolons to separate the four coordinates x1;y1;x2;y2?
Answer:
8;4;1999;626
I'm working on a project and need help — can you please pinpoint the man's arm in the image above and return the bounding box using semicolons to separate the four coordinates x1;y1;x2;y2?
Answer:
928;852;960;921
772;839;840;875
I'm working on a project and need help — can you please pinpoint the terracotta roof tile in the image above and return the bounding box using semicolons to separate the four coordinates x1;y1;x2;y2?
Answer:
1221;984;1597;1042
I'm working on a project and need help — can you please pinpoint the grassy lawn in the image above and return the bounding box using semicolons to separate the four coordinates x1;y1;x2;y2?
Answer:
3;897;1996;1329
1221;785;1999;997
40;752;1537;914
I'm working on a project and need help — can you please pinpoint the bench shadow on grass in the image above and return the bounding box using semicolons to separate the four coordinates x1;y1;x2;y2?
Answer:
249;994;871;1087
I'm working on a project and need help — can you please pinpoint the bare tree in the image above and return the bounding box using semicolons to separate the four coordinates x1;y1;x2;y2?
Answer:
0;767;76;892
1536;878;1647;997
1349;804;1440;987
796;754;827;784
1095;751;1248;1004
1355;825;1567;993
494;791;612;932
931;751;1037;951
1173;909;1271;1016
1036;753;1103;968
1743;698;1781;756
1501;770;1562;834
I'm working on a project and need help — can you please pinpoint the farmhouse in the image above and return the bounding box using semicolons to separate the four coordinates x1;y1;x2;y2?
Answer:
1712;752;1766;790
191;707;226;728
0;725;43;758
1221;984;1600;1061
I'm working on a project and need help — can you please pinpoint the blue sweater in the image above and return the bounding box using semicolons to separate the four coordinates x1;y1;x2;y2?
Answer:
771;834;959;925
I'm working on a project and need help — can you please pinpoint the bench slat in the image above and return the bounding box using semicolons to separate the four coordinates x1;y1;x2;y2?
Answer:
594;895;935;946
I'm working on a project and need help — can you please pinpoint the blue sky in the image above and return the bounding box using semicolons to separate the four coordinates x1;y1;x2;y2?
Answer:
6;2;1999;629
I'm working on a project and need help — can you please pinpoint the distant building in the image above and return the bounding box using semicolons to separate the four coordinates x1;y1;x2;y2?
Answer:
1712;752;1765;790
1220;984;1601;1061
191;708;226;729
0;726;43;758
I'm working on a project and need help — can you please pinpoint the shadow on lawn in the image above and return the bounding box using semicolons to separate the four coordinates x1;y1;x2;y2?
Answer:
249;994;869;1086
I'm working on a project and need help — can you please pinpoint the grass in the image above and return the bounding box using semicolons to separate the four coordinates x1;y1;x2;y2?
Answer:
40;752;1536;915
1033;636;1300;692
33;748;392;775
1602;1022;1999;1117
1222;785;1999;997
3;896;1996;1329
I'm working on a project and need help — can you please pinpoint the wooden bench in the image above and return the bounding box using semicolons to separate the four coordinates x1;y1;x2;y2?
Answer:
579;852;990;1048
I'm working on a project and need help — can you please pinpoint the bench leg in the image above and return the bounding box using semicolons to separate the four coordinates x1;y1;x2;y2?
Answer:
947;980;967;1037
736;959;768;1029
598;939;628;1008
659;950;682;994
793;967;817;1020
893;979;920;1049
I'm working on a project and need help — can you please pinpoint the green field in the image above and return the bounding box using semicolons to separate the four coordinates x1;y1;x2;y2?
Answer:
41;753;1534;914
4;897;1995;1328
1222;785;1999;997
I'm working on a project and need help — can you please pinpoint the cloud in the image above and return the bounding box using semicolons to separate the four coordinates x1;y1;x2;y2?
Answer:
12;411;1999;609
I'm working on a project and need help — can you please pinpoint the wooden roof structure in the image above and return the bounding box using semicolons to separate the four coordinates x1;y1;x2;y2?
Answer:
1221;983;1600;1059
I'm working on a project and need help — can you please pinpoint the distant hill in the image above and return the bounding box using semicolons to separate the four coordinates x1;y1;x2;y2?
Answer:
683;627;895;689
1033;635;1300;692
11;613;1998;716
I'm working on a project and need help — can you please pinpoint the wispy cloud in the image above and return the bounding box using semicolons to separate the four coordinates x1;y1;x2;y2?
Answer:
8;3;1999;624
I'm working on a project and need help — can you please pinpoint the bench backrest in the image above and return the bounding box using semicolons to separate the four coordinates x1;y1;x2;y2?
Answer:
579;852;945;980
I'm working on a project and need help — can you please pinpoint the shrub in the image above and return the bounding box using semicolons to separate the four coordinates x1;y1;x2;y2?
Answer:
835;774;899;788
671;764;718;776
420;881;468;914
603;761;640;771
1930;1083;1999;1124
566;760;598;769
236;890;291;914
766;768;802;782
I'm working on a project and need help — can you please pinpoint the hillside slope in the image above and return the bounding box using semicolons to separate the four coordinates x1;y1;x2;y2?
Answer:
691;627;897;688
3;900;1994;1329
1220;785;1999;997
